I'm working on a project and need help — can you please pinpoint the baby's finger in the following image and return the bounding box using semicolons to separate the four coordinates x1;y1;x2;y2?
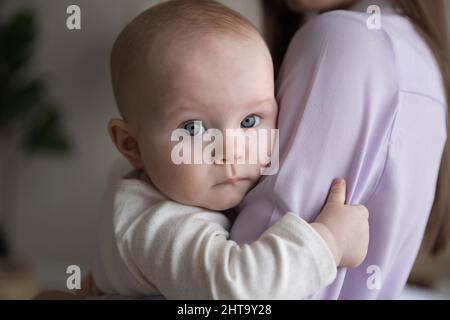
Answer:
326;178;346;205
352;204;369;219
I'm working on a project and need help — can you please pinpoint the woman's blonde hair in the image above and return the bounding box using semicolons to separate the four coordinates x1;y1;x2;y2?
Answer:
394;0;450;255
261;0;450;255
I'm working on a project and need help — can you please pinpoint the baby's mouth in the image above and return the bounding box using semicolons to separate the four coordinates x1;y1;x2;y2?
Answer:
224;177;243;184
216;176;247;185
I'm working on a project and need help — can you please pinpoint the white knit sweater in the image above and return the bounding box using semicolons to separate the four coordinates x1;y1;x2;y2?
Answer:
92;171;336;299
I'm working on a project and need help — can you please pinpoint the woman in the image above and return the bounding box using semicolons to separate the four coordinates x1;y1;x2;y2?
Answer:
229;0;450;299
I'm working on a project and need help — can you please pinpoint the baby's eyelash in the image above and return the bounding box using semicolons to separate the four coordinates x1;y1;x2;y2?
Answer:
179;119;205;128
247;113;264;120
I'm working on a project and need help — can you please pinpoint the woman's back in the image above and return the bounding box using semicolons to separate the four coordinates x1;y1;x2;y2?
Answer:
230;0;447;299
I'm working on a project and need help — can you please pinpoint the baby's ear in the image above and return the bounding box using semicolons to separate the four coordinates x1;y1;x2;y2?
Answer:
108;119;143;169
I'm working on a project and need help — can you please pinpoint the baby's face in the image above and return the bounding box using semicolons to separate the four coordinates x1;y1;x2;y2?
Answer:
136;34;277;210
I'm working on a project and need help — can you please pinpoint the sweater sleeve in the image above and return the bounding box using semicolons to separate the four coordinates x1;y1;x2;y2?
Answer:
118;200;336;300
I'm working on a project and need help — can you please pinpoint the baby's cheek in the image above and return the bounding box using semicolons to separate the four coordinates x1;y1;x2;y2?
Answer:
151;163;195;204
169;163;207;193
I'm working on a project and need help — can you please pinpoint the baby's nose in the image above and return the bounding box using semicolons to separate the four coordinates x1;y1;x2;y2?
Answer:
213;131;246;165
213;149;244;165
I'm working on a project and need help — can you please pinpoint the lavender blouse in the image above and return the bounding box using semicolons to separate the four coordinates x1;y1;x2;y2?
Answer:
230;0;447;299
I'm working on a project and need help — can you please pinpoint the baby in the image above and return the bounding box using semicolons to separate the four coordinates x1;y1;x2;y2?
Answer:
92;0;369;299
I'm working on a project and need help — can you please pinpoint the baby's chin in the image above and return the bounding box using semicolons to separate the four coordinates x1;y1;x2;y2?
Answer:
200;186;250;211
165;178;257;211
204;198;243;211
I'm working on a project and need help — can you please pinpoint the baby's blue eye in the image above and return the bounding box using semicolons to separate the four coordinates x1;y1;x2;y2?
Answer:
241;115;261;128
183;120;206;136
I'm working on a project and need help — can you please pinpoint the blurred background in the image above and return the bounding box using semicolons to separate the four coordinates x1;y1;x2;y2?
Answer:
0;0;449;299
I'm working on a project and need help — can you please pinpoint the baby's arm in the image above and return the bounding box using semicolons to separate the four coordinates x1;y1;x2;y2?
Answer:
109;179;368;300
124;212;336;300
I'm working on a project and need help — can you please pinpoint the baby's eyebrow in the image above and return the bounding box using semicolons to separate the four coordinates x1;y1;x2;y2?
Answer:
165;105;201;119
246;97;276;110
165;97;276;119
169;106;195;114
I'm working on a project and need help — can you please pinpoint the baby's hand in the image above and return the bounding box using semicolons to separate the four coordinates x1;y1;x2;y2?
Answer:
311;178;369;268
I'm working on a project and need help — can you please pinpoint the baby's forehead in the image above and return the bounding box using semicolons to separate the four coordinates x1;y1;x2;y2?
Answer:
113;1;261;73
110;0;266;122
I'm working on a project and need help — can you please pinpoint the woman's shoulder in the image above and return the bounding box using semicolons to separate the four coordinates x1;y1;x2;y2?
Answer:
278;10;400;121
283;10;398;90
295;9;444;105
294;10;395;59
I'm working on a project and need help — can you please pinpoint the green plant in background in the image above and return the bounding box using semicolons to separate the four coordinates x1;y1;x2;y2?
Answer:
0;9;71;152
0;7;72;256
